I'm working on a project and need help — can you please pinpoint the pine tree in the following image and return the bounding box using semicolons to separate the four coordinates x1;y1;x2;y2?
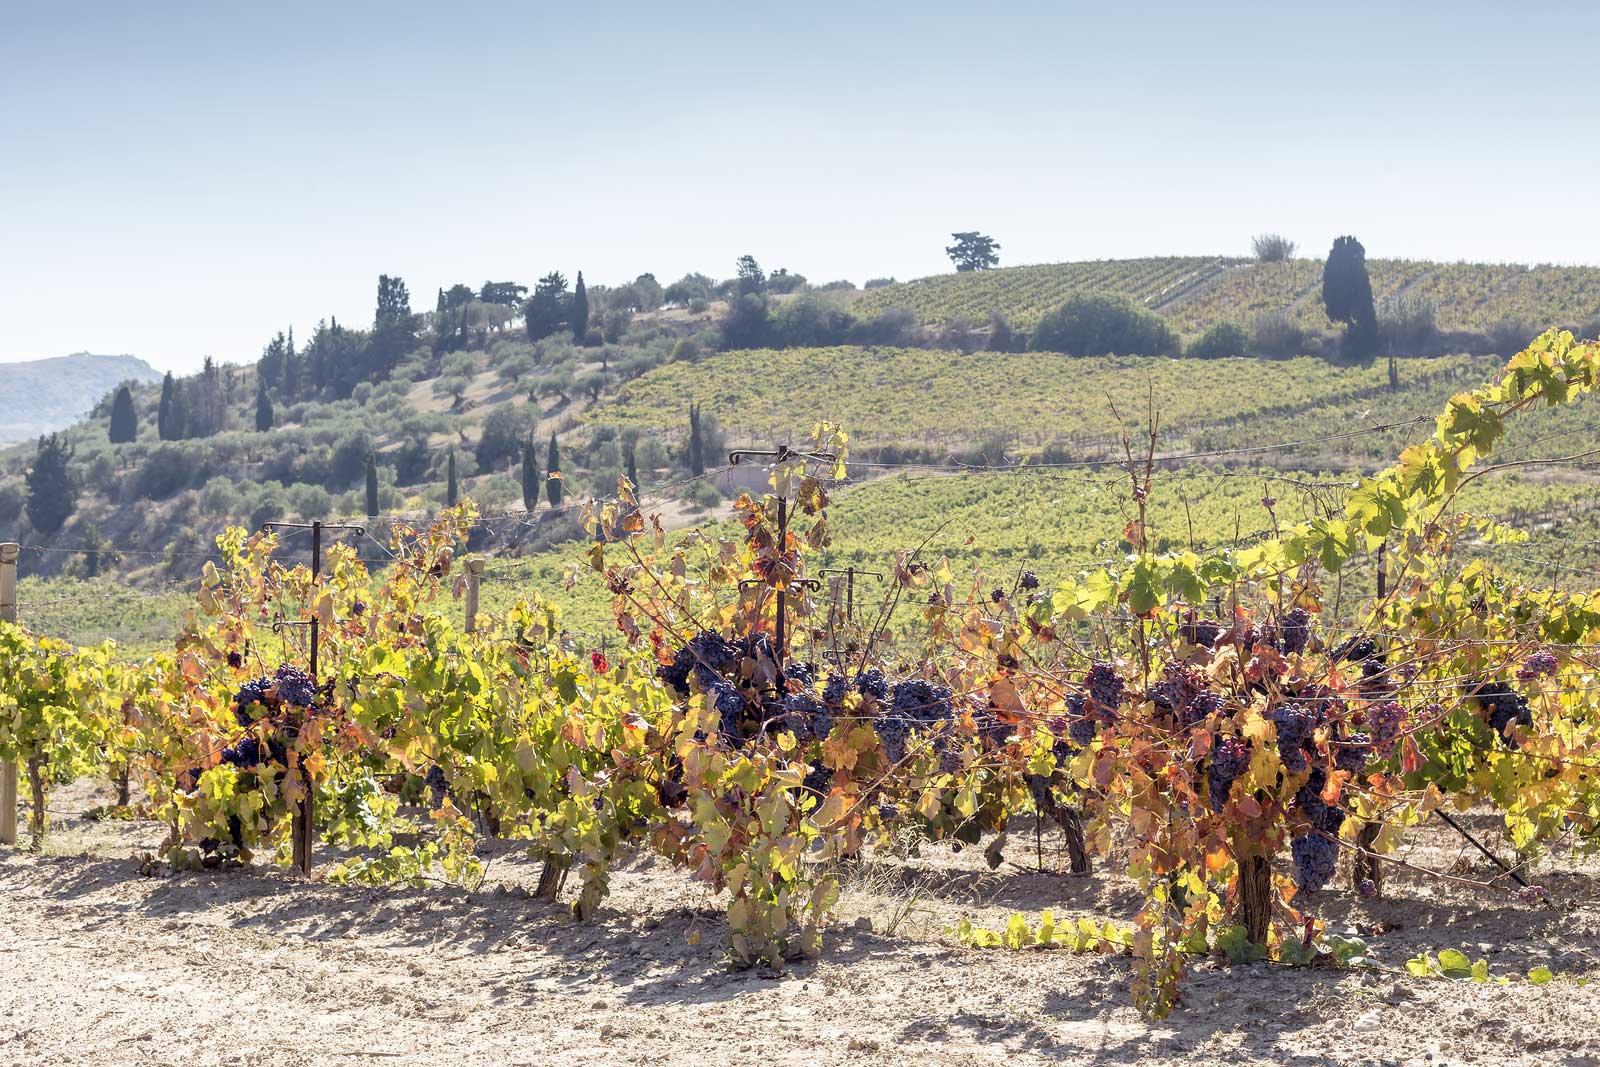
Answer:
255;383;275;431
365;453;380;517
546;431;562;508
571;271;590;342
687;403;705;475
446;451;458;507
25;434;76;534
108;385;137;444
157;373;178;441
521;435;539;512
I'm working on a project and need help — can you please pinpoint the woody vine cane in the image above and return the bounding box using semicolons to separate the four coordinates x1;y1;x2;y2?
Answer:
728;444;837;666
261;518;365;875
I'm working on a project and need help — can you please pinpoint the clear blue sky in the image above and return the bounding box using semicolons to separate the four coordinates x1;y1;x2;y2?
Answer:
4;1;1599;373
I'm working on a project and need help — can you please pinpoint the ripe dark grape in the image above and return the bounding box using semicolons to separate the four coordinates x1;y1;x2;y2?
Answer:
221;736;262;769
232;677;274;727
875;714;911;764
855;668;889;702
782;692;832;740
1018;570;1040;591
990;588;1006;604
1295;769;1346;835
424;764;449;806
1271;703;1314;771
1280;607;1312;655
822;673;848;705
802;763;833;796
1290;833;1339;891
1471;681;1531;743
709;681;746;744
890;679;953;725
1207;737;1248;811
1084;662;1124;717
1517;884;1546;903
1369;701;1405;756
226;650;244;670
1332;634;1382;663
273;665;319;709
1148;665;1212;727
1337;732;1372;776
1178;613;1224;649
785;661;817;690
878;803;901;821
1517;651;1559;683
1358;878;1378;898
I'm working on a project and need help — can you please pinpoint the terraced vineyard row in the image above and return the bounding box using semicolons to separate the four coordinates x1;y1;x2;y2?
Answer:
591;346;1482;446
848;256;1227;327
858;257;1600;339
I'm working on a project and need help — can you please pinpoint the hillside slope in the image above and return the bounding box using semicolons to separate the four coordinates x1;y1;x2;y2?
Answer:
0;353;160;443
849;258;1600;336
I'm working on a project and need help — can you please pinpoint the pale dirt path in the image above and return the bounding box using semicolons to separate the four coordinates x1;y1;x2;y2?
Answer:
4;785;1600;1066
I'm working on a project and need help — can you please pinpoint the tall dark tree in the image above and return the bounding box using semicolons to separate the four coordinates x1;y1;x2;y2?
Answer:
25;434;76;534
545;431;562;508
625;440;639;489
185;356;226;438
524;272;570;341
446;451;458;507
369;274;416;379
735;255;766;296
365;453;380;517
945;232;1001;272
687;404;705;475
521;435;539;512
156;372;184;441
571;272;590;342
282;348;301;400
480;280;527;307
108;385;137;444
1322;236;1380;362
255;383;275;432
259;331;287;394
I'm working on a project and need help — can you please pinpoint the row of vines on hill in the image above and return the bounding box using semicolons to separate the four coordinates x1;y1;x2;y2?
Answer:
4;331;1600;1018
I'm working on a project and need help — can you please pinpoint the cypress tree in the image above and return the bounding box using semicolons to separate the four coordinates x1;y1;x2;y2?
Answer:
687;403;705;475
571;271;590;342
282;349;300;399
25;434;76;534
108;385;137;444
255;383;275;431
521;435;539;512
545;431;561;508
157;373;177;441
1322;235;1379;363
365;453;379;517
446;451;458;507
625;440;639;489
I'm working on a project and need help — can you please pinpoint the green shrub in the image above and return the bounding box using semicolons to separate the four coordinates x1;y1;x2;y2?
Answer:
1029;293;1179;357
1185;321;1252;360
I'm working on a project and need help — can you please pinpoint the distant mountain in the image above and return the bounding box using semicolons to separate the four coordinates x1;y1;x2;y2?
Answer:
0;353;161;444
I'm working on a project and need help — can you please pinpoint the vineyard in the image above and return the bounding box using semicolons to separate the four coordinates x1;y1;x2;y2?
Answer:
853;257;1600;338
8;332;1600;1063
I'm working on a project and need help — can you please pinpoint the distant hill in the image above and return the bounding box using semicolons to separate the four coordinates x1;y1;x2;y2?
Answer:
0;353;161;444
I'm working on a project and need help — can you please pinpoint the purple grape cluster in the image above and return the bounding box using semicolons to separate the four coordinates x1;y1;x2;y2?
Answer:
1271;703;1315;772
1084;662;1124;717
709;681;746;743
1178;613;1224;649
802;762;833;796
1369;700;1406;756
1290;834;1339;891
272;665;320;709
656;631;740;695
1472;681;1532;743
1018;570;1040;591
1207;737;1249;811
1518;651;1559;683
855;668;889;701
937;741;965;775
1333;634;1382;663
1280;607;1313;655
874;714;911;764
233;677;274;727
890;679;953;725
782;692;832;740
1295;769;1346;835
1148;665;1217;728
1336;732;1372;776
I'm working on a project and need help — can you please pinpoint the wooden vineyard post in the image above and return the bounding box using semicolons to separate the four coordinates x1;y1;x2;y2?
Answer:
1;542;18;847
261;519;364;876
463;558;484;634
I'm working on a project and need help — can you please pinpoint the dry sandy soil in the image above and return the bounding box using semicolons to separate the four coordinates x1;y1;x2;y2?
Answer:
3;780;1598;1067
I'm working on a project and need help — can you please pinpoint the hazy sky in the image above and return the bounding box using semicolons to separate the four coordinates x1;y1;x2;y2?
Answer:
4;1;1599;373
